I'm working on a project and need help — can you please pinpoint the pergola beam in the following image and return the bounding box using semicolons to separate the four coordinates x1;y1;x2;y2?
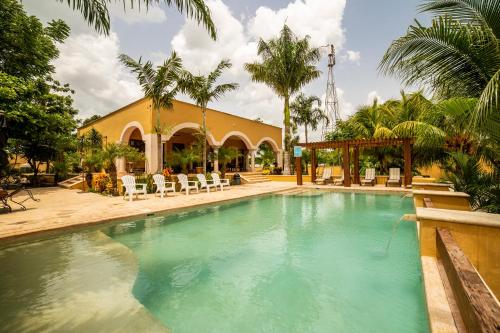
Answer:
299;138;414;149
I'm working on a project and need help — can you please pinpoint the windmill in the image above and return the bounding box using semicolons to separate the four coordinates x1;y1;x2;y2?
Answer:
321;44;341;139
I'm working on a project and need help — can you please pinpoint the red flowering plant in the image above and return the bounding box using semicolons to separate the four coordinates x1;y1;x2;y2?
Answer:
163;167;174;181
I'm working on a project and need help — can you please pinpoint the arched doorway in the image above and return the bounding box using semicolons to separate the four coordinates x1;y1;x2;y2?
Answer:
119;122;146;174
220;132;253;172
255;137;281;174
165;125;216;173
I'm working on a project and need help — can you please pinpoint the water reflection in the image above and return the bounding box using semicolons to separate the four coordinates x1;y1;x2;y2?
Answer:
0;231;168;333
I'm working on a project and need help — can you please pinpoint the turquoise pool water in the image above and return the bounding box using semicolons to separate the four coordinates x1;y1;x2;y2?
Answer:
104;191;429;333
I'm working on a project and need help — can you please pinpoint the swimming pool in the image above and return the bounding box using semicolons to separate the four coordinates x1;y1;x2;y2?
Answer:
0;191;428;332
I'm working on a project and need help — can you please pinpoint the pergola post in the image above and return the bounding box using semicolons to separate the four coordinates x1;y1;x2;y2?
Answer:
353;145;360;185
403;139;412;187
295;157;303;185
311;148;317;183
343;143;351;187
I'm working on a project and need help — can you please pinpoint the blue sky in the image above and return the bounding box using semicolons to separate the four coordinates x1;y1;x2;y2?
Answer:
24;0;429;141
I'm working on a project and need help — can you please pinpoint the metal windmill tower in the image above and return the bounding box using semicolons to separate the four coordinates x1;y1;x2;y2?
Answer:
321;44;341;139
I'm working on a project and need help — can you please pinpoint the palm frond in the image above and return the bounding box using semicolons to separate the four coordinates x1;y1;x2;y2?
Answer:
379;16;500;98
59;0;216;39
210;83;238;101
419;0;500;39
475;67;500;131
59;0;110;35
392;120;447;147
207;59;232;84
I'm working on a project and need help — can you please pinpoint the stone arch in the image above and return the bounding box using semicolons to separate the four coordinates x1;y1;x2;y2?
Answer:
219;131;254;149
166;122;217;146
255;137;280;152
119;121;145;143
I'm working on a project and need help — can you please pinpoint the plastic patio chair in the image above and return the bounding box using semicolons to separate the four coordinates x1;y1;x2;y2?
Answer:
152;174;175;198
121;175;147;202
196;174;217;193
211;173;230;191
177;174;199;195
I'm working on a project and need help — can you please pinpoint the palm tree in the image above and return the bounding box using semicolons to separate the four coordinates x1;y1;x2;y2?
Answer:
245;25;321;175
179;60;238;173
170;148;200;174
58;0;216;39
291;93;328;144
443;152;499;213
120;51;182;172
379;0;500;137
93;143;144;194
216;146;240;178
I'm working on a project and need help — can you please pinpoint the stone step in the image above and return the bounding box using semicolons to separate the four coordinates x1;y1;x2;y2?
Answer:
58;175;84;189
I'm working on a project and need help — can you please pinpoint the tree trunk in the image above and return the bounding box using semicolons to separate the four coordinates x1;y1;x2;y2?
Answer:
304;125;309;174
221;163;226;179
109;164;118;195
283;95;291;175
28;160;39;187
202;107;207;174
155;106;162;173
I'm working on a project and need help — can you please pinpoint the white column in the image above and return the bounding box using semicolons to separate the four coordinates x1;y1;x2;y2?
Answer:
159;139;167;171
249;149;256;172
116;157;126;175
213;146;219;172
244;151;249;171
144;134;159;174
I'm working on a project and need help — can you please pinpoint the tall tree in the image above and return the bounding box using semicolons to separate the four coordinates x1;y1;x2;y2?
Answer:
0;0;70;79
245;25;321;174
291;93;328;143
0;0;71;178
120;52;183;172
179;60;238;173
379;0;500;138
3;76;78;185
57;0;216;39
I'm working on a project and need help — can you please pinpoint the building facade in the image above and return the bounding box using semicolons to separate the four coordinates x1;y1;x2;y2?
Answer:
77;98;283;174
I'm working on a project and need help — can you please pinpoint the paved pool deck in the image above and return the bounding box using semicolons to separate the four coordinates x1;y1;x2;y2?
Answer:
0;182;296;241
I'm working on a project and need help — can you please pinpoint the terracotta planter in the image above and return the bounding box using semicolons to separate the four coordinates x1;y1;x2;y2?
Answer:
195;167;203;174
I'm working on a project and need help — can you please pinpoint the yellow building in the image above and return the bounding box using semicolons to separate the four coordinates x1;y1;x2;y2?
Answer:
77;98;283;174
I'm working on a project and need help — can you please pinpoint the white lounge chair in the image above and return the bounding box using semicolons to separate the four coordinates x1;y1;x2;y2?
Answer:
196;174;217;193
314;168;332;185
333;173;344;186
152;174;175;198
211;173;230;191
361;168;376;186
121;175;147;202
177;173;198;195
386;168;402;187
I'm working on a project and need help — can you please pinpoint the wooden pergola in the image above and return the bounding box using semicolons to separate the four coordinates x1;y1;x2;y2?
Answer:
297;138;414;187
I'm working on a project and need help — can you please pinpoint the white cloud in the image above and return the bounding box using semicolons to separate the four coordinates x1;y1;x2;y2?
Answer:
52;33;142;119
366;90;384;105
341;50;360;65
248;0;346;48
171;0;349;128
109;2;167;24
336;88;355;118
